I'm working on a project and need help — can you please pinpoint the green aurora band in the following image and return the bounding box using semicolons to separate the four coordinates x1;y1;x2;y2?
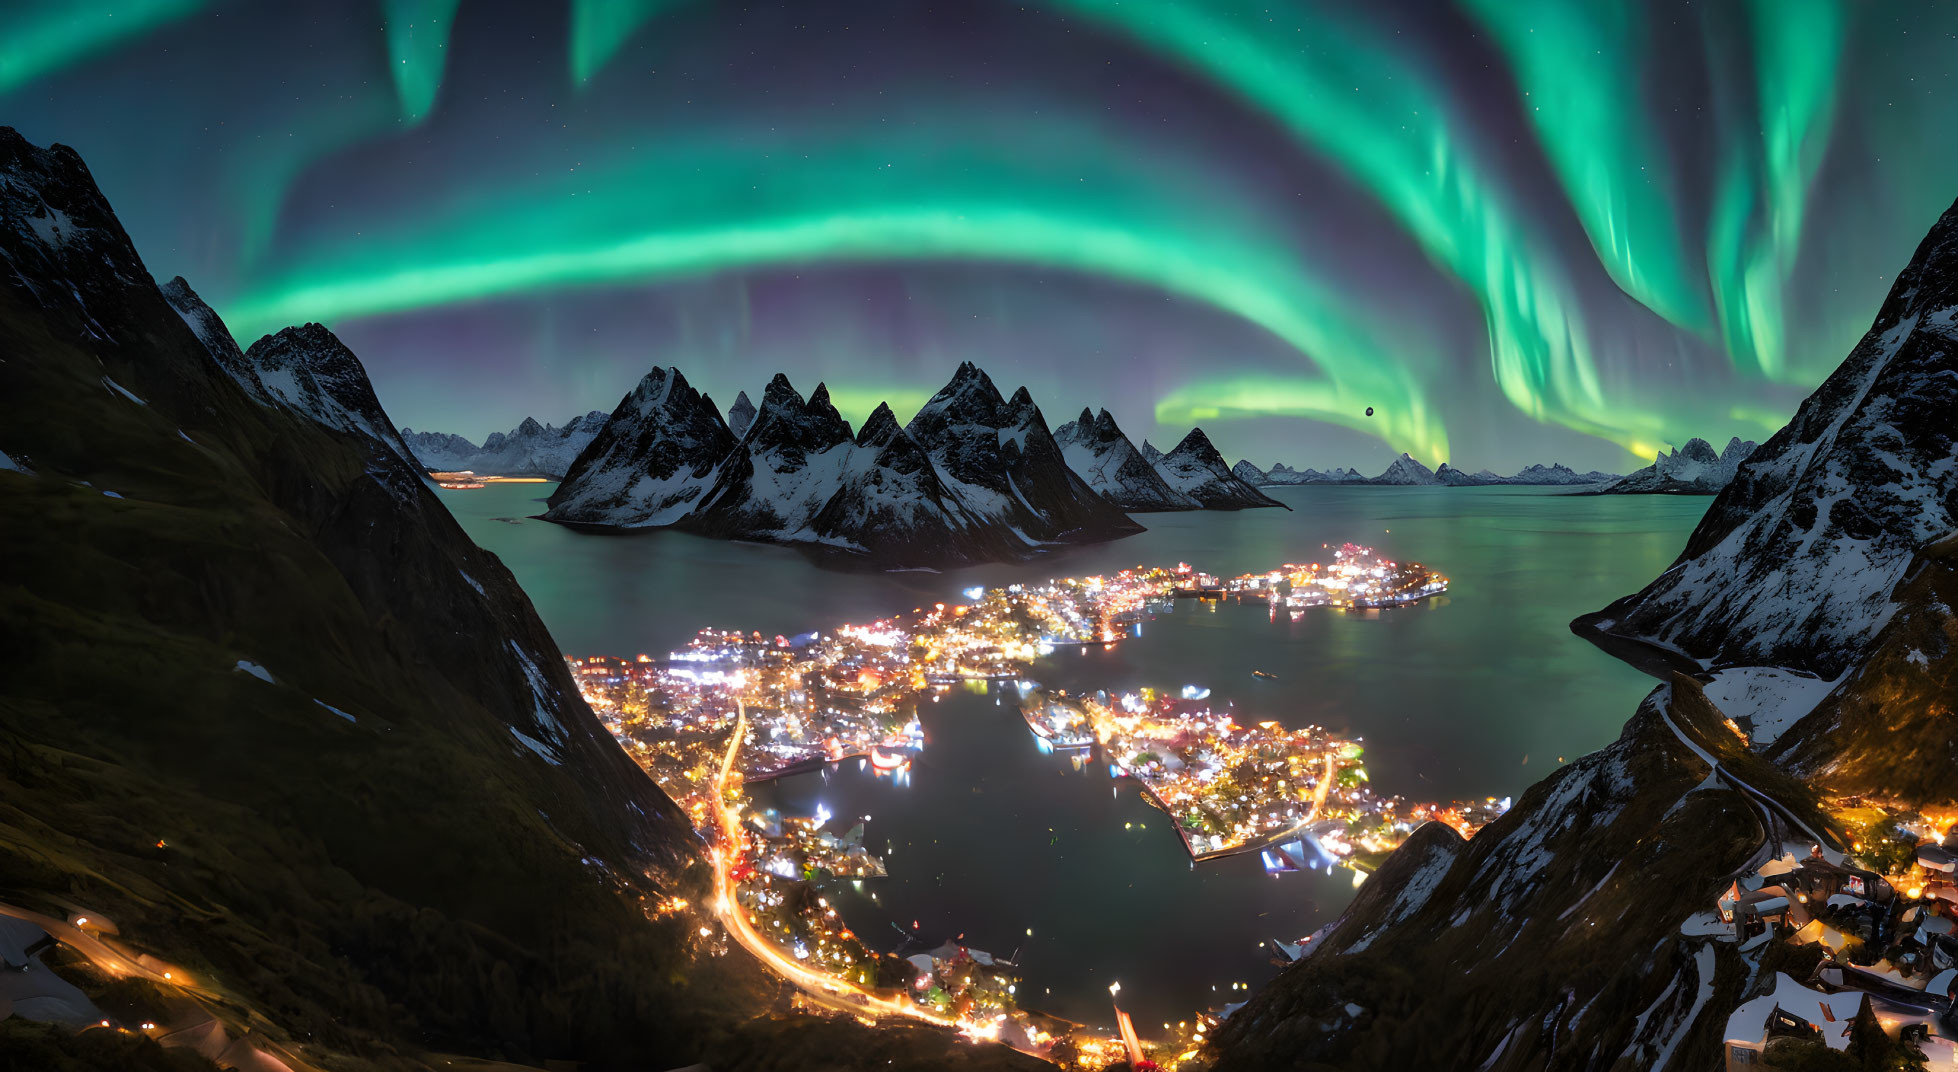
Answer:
225;123;1451;461
7;0;1941;464
0;0;205;97
1039;0;1679;455
1707;0;1844;381
382;0;462;124
1457;0;1709;333
570;0;679;87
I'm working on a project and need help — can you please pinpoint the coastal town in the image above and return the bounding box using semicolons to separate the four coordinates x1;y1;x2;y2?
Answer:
567;545;1489;1063
1707;797;1958;1066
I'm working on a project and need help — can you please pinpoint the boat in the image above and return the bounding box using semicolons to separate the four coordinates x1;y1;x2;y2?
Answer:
1252;670;1277;680
868;748;908;772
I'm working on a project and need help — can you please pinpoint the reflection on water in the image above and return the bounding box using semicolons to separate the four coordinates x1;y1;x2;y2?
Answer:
441;482;1705;1025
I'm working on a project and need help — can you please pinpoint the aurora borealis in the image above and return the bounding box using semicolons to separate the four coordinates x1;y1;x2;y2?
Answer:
5;1;1953;470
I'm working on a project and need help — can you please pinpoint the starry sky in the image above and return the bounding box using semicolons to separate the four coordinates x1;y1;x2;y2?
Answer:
5;1;1955;471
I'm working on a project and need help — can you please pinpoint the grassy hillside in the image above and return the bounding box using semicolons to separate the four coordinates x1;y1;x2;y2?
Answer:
1771;535;1958;807
0;127;1036;1071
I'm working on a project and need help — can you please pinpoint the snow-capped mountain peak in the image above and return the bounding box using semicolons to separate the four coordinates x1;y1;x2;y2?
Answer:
542;366;735;527
243;324;420;468
1053;407;1197;512
1151;427;1286;509
1370;452;1442;486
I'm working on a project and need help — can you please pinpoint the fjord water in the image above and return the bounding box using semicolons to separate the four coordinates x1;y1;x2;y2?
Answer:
440;483;1706;1025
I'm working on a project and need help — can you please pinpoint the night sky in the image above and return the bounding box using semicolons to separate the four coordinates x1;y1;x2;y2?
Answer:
6;1;1955;471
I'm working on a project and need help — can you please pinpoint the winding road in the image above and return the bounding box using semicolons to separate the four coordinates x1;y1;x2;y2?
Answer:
707;704;967;1029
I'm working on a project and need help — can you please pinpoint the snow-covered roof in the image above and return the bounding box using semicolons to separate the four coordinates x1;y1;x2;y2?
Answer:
1724;973;1864;1051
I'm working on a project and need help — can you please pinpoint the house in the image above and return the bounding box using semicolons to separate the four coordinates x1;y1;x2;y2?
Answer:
1723;973;1873;1070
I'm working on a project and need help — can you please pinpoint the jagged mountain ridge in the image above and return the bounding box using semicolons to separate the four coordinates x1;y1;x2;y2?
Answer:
399;410;610;478
547;360;1144;566
0;127;1036;1070
808;402;1032;563
1438;462;1620;486
1055;406;1199;511
688;373;859;544
1206;683;1762;1070
1583;195;1958;677
904;364;1144;541
1261;462;1368;485
1233;457;1616;487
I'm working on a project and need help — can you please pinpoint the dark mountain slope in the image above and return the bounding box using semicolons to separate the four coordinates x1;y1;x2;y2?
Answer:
1207;684;1764;1070
0;128;1032;1071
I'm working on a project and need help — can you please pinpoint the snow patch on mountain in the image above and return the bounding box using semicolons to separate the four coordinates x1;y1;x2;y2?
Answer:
1345;834;1459;954
101;375;145;405
1700;666;1843;746
511;727;564;766
160;277;279;406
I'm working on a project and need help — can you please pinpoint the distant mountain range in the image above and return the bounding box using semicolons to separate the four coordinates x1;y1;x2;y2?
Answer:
400;411;610;478
1231;444;1761;494
1590;436;1757;494
539;364;1284;567
1231;455;1621;488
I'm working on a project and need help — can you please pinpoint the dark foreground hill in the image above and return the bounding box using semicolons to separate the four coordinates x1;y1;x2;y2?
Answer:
0;128;1035;1071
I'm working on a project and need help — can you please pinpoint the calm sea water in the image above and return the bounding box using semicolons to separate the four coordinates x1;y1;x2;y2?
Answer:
439;483;1705;1026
